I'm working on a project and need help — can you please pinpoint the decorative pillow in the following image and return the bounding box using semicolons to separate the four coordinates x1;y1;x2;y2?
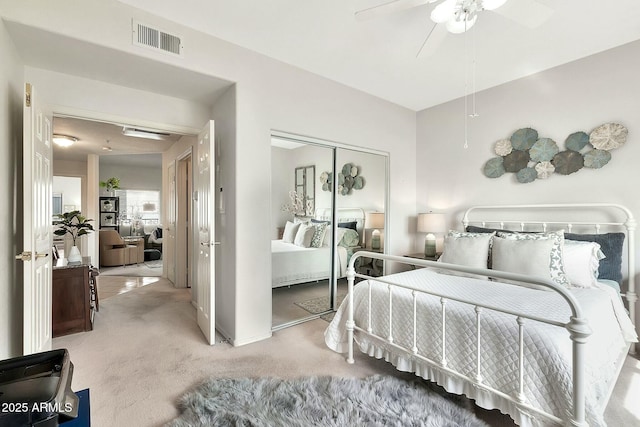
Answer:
311;218;330;225
310;222;328;248
155;227;163;239
294;224;314;247
495;230;570;288
491;237;558;290
338;221;358;231
282;221;300;243
439;231;495;269
565;232;625;284
563;240;605;288
339;229;360;248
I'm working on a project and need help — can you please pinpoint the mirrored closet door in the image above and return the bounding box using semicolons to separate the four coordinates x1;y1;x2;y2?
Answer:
271;133;388;330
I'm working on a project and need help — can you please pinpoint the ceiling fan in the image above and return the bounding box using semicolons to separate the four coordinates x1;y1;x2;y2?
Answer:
356;0;554;56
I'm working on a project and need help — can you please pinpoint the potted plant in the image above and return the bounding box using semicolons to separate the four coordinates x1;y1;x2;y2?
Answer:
99;177;120;195
53;211;94;263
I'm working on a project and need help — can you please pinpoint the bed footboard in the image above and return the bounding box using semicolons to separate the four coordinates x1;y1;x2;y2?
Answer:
345;252;592;427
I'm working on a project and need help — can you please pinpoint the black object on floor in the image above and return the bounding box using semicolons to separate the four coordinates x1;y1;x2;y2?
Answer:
144;249;162;261
0;349;78;426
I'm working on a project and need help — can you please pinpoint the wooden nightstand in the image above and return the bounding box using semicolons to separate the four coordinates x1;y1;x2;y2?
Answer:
353;247;384;277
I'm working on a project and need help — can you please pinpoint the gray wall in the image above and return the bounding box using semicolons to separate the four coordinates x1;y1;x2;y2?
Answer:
417;39;640;332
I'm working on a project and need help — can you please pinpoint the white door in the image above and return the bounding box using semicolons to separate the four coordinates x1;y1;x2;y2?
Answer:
166;160;176;284
21;83;53;355
195;121;215;344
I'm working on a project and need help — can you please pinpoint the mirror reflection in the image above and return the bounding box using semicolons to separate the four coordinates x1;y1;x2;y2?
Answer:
271;135;388;329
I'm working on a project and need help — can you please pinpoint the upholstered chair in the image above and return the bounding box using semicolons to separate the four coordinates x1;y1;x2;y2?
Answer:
99;229;139;267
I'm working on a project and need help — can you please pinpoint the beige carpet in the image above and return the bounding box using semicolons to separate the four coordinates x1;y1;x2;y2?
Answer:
98;262;163;277
52;278;640;427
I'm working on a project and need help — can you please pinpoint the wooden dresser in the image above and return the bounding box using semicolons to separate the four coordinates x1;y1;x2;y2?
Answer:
52;258;98;338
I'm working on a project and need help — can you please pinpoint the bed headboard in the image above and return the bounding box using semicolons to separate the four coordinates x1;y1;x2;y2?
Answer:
461;203;637;343
315;207;366;246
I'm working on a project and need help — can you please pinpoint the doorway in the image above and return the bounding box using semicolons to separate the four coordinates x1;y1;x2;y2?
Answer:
176;151;193;289
52;175;82;257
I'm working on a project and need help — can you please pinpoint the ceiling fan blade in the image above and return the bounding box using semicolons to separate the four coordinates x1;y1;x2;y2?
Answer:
493;0;554;29
355;0;433;21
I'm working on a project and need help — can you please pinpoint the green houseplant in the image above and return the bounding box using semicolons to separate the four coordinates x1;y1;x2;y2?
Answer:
99;177;120;194
53;211;94;262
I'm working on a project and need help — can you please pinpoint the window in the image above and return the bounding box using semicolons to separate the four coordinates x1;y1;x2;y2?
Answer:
53;193;63;216
115;189;161;224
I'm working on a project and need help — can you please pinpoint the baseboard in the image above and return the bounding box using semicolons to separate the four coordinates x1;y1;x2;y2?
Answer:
230;331;273;347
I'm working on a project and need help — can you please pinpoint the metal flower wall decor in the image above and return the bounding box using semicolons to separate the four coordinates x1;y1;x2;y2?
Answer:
320;163;365;195
484;122;628;183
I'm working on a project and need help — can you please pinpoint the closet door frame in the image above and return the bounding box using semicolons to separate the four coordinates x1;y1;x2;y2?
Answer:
271;130;389;329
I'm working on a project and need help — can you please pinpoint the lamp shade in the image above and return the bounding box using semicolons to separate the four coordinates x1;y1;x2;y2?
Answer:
365;212;385;230
417;213;446;233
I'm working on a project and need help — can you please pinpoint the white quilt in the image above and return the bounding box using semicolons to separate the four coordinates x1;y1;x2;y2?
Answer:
325;268;637;427
271;240;348;288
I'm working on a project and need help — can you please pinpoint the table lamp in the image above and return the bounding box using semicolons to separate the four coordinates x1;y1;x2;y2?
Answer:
417;212;446;256
365;212;385;250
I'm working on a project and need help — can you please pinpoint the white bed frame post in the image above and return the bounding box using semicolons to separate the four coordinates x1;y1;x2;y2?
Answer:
625;215;637;355
346;264;356;364
567;316;591;427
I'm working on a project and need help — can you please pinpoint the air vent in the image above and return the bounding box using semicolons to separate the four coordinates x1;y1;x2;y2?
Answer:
132;20;183;56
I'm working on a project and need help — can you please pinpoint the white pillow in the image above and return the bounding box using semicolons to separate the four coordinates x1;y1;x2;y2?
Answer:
439;231;494;269
495;230;570;288
563;240;605;288
321;228;349;247
294;223;314;247
282;221;300;243
492;236;562;290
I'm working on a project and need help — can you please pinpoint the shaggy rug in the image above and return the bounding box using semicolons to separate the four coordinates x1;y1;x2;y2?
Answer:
168;375;488;427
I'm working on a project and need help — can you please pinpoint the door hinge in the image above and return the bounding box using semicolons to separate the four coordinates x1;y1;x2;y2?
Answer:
25;83;32;107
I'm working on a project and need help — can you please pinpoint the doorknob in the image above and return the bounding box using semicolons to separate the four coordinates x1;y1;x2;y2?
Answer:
16;251;50;261
15;251;32;261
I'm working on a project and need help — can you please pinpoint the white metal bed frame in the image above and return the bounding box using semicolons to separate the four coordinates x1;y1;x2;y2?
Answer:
343;203;636;427
314;207;366;247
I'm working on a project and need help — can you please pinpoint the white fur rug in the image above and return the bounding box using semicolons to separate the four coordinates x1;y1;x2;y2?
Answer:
169;375;488;427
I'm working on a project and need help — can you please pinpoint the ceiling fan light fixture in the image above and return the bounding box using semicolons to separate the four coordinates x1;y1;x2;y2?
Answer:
122;126;170;141
52;134;78;147
431;0;509;34
431;0;457;23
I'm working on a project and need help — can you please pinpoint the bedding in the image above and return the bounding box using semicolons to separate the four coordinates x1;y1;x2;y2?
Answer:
466;226;625;284
325;268;637;427
272;228;360;288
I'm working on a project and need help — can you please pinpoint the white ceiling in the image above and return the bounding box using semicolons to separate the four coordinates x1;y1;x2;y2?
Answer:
53;117;178;166
7;1;640;165
3;22;230;166
114;0;640;111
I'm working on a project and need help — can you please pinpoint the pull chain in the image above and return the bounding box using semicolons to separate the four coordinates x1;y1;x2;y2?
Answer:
463;19;469;149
